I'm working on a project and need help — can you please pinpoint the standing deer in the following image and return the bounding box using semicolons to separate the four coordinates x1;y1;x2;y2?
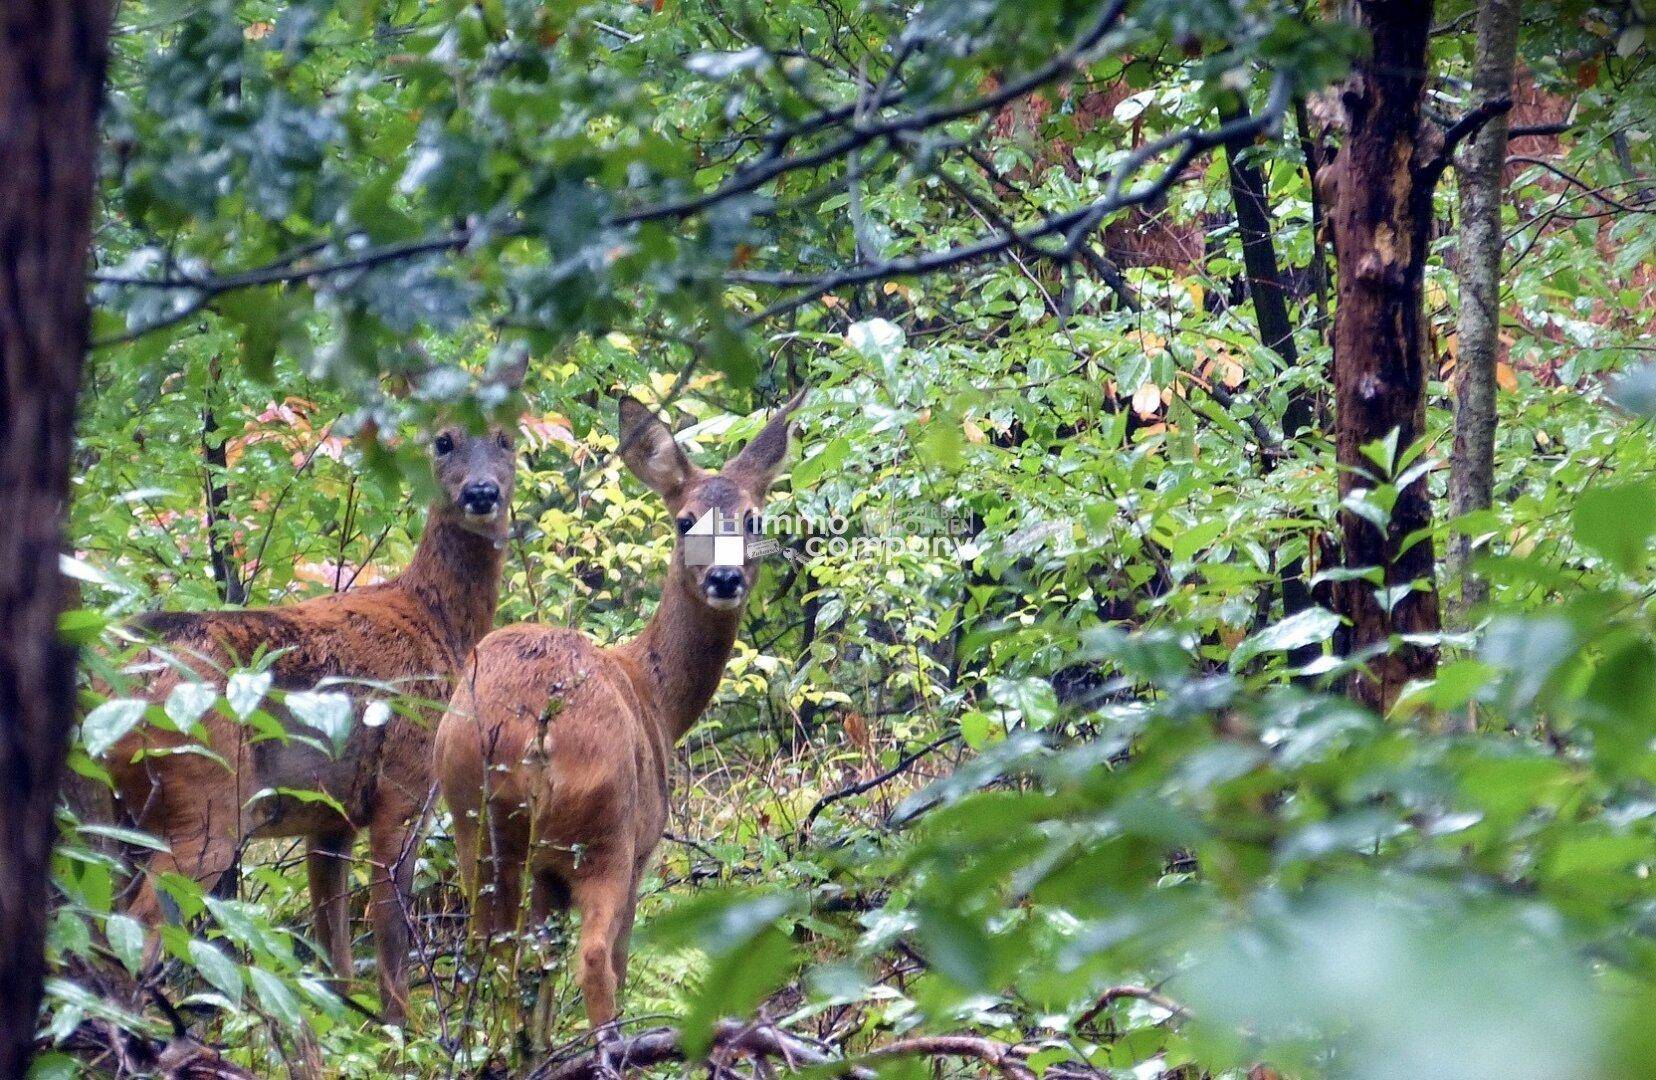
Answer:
106;363;525;1023
434;390;803;1030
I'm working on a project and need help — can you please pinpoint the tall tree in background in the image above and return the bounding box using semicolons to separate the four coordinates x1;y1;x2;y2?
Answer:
1219;102;1320;668
0;3;112;1072
1448;0;1520;625
1325;0;1444;710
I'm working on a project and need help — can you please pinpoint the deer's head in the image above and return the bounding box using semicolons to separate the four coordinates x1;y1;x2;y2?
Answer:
428;355;528;539
619;390;804;611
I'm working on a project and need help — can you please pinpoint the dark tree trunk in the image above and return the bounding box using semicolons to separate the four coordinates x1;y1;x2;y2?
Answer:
202;359;247;605
1220;102;1320;669
0;3;112;1072
1222;103;1310;438
1325;0;1443;710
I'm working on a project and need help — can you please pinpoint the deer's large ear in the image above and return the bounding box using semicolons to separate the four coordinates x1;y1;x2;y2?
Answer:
726;388;806;493
618;397;694;499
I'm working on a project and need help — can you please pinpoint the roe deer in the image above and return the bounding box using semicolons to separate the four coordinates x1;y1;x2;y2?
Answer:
434;389;803;1030
106;362;525;1023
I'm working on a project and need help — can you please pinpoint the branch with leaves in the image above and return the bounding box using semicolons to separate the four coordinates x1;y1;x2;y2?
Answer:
92;13;1294;351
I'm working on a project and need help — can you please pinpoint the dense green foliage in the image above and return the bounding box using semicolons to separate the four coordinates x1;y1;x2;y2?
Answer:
43;0;1655;1077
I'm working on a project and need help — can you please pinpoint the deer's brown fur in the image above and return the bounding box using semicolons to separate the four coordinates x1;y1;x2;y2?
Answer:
107;385;523;1023
435;391;801;1030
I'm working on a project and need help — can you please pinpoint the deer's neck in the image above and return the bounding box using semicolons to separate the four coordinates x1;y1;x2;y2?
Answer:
620;570;742;745
394;506;506;661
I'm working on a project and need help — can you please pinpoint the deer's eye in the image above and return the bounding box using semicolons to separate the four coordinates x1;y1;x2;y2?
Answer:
676;515;695;535
433;433;455;455
496;432;511;451
745;513;762;535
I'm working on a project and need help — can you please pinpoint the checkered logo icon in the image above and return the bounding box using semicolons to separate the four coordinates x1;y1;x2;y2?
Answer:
683;507;746;567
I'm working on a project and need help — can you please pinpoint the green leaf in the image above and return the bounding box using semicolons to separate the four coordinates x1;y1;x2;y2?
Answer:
1572;481;1656;572
846;318;905;384
189;940;244;1006
641;890;798;954
284;691;354;756
227;671;273;720
913;903;993;990
989;676;1058;729
1359;428;1401;475
82;698;146;759
249;967;303;1029
1611;364;1656;416
680;923;795;1057
27;1052;77;1080
959;710;995;749
1232;607;1341;668
165;682;218;729
106;914;146;974
78;823;169;852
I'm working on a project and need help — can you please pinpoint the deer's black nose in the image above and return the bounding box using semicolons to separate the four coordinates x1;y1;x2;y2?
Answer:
705;566;744;599
460;481;500;515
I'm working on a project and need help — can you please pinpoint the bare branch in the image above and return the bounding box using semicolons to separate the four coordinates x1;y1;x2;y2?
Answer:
1419;96;1512;185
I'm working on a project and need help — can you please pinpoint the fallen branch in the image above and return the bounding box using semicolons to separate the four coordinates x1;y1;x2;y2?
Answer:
1074;983;1190;1028
528;1022;850;1080
529;1020;1113;1080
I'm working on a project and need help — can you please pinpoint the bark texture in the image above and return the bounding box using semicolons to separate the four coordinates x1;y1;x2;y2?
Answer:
1448;0;1520;624
1325;0;1443;710
0;2;112;1071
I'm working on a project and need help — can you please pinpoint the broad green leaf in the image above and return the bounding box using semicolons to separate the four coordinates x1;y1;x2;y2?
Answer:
165;682;218;728
82;699;146;759
106;914;145;974
1232;607;1341;668
249;967;303;1029
1572;481;1656;572
227;671;273;720
189;940;244;1006
284;691;353;756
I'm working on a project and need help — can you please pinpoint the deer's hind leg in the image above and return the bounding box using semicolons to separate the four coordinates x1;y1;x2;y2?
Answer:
569;848;638;1031
479;805;531;941
368;812;419;1025
124;776;245;965
306;828;357;984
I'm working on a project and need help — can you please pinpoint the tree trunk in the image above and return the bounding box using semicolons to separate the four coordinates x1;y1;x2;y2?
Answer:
1448;0;1519;626
1220;102;1322;670
1222;103;1310;439
1325;0;1443;711
203;358;247;605
0;3;112;1072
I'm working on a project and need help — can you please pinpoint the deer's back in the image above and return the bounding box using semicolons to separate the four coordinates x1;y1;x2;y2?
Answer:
111;585;463;837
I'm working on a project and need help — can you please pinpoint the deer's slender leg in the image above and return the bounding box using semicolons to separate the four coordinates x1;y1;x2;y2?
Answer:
367;816;417;1025
480;808;530;940
571;853;636;1030
609;869;640;990
306;828;356;984
529;868;568;926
